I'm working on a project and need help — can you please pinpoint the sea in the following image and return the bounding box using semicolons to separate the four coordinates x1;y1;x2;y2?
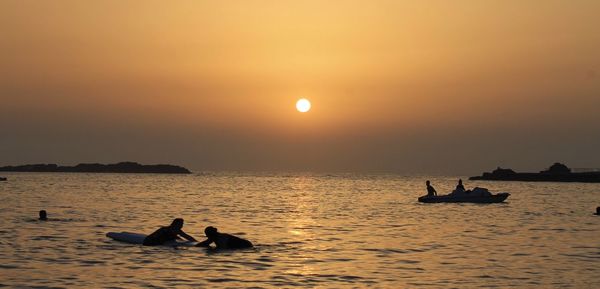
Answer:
0;172;599;288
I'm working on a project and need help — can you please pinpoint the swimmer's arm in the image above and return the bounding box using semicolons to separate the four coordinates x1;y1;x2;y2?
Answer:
195;239;212;247
178;230;197;242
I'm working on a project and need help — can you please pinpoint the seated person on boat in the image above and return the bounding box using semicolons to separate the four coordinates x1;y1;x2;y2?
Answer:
426;180;437;196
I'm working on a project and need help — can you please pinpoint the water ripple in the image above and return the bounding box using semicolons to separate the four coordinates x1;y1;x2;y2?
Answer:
0;173;599;288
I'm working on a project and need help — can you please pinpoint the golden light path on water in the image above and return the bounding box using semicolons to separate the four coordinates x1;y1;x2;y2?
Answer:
0;172;599;288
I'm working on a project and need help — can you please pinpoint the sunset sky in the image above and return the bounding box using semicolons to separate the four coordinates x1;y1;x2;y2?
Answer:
1;0;599;173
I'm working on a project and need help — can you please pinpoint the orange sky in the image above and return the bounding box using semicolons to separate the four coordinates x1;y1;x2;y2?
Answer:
1;1;599;173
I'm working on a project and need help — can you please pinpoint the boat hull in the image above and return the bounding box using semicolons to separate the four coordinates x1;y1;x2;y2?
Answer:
418;193;510;203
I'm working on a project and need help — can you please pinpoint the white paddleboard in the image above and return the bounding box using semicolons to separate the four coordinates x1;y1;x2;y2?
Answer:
106;231;197;246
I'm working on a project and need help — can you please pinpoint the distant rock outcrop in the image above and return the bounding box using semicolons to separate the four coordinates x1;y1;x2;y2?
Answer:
540;162;571;174
491;167;516;176
0;162;191;174
470;163;600;183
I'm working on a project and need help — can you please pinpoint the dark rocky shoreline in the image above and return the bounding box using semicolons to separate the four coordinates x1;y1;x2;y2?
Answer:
470;163;600;183
0;162;191;174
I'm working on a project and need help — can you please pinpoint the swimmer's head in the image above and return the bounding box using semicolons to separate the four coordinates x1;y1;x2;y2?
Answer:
39;210;48;221
170;218;184;230
204;226;218;238
426;180;430;186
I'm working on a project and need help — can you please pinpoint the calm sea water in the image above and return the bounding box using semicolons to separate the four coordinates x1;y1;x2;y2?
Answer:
0;172;599;288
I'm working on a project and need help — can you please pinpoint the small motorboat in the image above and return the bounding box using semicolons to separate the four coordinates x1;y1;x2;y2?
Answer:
0;177;7;181
418;187;510;203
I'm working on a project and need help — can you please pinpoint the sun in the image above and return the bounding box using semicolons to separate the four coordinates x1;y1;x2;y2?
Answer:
296;98;311;113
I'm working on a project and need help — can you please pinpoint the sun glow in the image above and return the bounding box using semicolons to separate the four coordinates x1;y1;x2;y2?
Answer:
296;98;311;113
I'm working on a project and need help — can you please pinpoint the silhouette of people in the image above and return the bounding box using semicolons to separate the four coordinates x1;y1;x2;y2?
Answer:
143;218;197;246
196;226;253;249
456;179;465;192
426;180;437;197
39;210;48;221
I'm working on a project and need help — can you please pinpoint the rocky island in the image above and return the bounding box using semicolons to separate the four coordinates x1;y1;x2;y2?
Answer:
470;163;600;183
0;162;191;174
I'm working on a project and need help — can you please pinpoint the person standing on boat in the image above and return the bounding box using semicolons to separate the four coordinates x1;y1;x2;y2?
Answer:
426;180;437;197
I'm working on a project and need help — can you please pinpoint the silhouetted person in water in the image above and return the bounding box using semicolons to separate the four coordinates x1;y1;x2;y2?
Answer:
426;180;437;197
456;179;465;192
595;207;600;216
39;210;48;221
196;226;253;249
143;218;197;246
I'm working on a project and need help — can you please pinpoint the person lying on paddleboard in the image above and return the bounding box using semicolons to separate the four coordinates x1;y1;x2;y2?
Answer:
143;218;197;246
196;226;253;249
